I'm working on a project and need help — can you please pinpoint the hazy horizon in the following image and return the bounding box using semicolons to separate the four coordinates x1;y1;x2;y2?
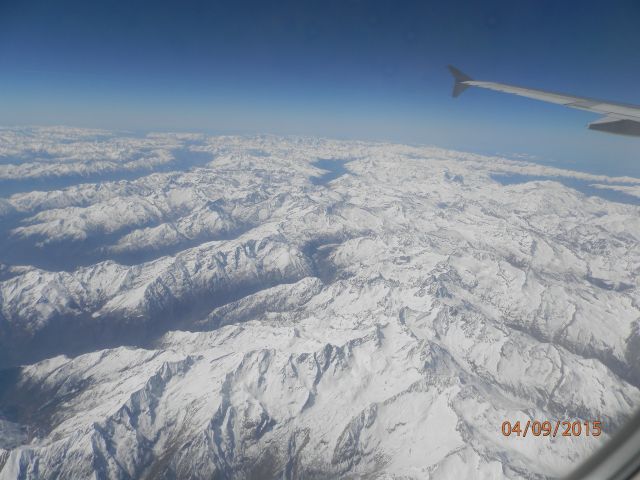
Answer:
1;0;639;175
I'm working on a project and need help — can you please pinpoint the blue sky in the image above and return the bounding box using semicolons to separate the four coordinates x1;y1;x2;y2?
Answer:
1;0;639;176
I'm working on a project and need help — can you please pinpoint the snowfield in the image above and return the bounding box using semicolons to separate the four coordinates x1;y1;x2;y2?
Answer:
0;127;639;479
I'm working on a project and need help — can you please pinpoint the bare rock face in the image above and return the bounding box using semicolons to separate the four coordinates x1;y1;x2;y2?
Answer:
1;127;640;479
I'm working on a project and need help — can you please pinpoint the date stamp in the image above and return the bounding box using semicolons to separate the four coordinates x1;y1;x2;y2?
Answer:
501;420;602;438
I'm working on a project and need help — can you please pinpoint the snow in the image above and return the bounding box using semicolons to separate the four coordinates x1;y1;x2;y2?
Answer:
0;127;639;479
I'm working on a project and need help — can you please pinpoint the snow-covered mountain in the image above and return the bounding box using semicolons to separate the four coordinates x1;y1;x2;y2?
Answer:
1;127;639;479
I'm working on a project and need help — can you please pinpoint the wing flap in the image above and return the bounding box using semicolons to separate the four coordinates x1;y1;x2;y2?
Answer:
588;116;640;137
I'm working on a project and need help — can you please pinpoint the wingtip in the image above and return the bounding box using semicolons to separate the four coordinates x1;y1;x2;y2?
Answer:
448;65;473;98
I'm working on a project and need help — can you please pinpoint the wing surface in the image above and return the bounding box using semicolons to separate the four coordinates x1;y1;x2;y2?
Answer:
448;66;640;136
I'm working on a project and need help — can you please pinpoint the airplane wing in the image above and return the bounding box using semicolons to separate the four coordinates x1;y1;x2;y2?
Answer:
448;65;640;137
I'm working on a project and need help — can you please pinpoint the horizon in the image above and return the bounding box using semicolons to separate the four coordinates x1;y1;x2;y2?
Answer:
1;0;640;176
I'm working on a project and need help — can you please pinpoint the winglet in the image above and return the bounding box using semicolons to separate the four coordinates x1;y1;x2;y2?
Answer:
448;65;473;98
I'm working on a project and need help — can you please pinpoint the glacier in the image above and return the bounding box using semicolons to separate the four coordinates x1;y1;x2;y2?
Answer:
0;127;639;479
